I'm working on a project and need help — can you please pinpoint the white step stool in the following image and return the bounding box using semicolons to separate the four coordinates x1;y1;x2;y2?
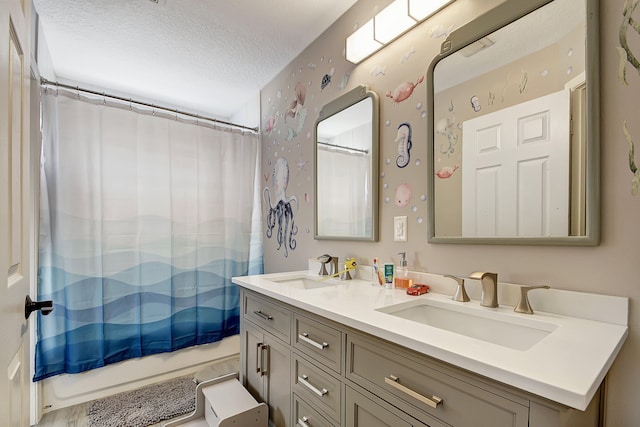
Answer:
164;373;268;427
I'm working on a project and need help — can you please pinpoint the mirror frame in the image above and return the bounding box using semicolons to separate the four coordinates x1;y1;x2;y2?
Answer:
314;84;380;241
426;0;600;245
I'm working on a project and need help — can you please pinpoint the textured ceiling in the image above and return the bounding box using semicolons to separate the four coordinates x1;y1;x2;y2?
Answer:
33;0;357;121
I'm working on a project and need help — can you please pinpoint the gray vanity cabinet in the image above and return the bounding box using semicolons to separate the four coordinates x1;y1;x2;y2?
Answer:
346;332;528;427
241;293;292;427
238;289;601;427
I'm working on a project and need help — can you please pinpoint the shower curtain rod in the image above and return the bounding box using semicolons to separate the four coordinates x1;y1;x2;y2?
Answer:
40;78;259;133
317;140;369;154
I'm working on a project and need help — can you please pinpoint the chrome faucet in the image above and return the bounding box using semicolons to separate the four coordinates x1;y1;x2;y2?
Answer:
470;271;498;308
317;254;338;276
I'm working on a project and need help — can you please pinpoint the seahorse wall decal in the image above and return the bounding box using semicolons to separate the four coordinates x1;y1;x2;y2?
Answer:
395;123;412;168
619;0;640;195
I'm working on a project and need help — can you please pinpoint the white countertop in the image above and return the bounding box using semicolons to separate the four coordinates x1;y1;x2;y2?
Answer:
232;269;628;411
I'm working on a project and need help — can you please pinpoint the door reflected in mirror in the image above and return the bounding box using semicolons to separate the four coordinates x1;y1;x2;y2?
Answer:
427;0;599;245
315;85;379;241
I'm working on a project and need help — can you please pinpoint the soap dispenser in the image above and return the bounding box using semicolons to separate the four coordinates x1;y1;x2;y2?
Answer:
397;252;408;278
394;252;412;289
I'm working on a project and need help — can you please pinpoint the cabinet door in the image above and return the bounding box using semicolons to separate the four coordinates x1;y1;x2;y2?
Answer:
242;322;265;403
264;332;291;427
242;321;292;427
346;386;446;427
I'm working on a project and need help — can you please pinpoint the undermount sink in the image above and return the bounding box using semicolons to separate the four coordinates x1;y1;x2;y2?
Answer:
269;274;343;290
377;299;558;350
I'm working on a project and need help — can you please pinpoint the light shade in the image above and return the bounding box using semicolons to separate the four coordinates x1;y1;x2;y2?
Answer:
374;0;417;44
409;0;453;20
345;0;456;64
346;19;383;64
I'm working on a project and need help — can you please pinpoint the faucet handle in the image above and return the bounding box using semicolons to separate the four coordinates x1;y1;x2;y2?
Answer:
341;258;356;280
514;285;550;314
445;275;470;302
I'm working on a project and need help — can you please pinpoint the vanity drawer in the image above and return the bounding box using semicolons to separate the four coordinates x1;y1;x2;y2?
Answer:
345;385;447;427
294;313;343;373
243;292;291;343
346;333;528;427
294;393;339;427
293;354;342;423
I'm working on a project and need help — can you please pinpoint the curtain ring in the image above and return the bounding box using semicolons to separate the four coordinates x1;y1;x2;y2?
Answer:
175;108;178;121
129;98;133;110
76;86;80;99
152;105;155;116
102;92;106;105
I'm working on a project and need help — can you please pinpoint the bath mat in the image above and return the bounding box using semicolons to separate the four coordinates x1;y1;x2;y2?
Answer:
87;376;197;427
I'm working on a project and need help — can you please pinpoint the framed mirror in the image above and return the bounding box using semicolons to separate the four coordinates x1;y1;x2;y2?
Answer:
426;0;599;245
315;85;379;241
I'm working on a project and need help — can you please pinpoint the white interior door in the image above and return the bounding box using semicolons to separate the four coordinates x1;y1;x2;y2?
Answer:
462;90;570;237
1;1;32;426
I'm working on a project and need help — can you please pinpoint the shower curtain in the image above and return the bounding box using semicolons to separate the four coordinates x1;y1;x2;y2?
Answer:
34;90;263;381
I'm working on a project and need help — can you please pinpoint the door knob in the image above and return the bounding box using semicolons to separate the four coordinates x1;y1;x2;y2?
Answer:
25;295;54;319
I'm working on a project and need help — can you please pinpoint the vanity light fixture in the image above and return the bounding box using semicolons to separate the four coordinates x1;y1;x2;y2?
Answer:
374;0;417;44
345;19;383;64
346;0;454;64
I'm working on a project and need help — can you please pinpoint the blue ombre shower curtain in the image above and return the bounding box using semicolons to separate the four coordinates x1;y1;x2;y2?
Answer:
34;90;263;381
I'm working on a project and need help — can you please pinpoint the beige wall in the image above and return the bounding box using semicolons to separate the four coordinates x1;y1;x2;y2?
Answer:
260;0;640;424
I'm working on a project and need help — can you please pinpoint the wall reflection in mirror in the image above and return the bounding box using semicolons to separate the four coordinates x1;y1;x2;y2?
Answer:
427;0;599;245
315;85;379;241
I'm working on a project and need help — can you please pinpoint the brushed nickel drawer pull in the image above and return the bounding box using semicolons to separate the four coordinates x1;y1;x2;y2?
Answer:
253;310;273;321
385;374;443;409
299;332;329;350
298;374;328;397
259;344;269;376
256;342;262;373
297;416;310;427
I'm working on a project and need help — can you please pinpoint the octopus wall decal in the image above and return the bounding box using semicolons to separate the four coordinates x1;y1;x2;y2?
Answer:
263;157;298;257
618;0;640;86
619;0;640;195
623;121;640;195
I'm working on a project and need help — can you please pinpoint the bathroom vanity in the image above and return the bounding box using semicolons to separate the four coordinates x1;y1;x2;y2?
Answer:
233;269;628;427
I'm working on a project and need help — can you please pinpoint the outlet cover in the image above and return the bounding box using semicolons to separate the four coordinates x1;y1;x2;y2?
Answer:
394;216;407;241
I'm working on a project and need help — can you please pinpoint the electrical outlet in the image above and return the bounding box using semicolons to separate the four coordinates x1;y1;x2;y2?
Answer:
394;216;407;242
